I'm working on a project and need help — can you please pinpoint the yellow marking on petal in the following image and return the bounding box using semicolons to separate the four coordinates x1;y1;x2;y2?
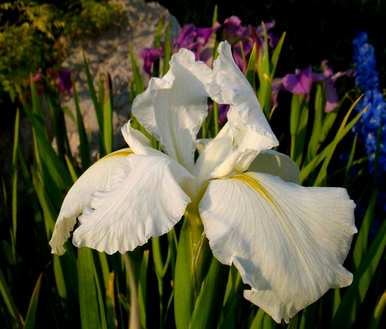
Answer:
102;148;133;160
229;173;286;219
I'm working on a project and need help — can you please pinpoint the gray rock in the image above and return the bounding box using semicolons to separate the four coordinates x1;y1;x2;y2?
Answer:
61;0;180;157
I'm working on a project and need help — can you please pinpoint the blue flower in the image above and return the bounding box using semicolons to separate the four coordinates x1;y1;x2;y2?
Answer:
352;32;386;174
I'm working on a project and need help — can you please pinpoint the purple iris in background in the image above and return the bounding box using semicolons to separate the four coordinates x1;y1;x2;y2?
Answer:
139;16;278;76
314;61;352;112
282;66;313;95
223;16;276;71
273;63;350;112
174;24;219;62
57;69;72;96
140;48;163;75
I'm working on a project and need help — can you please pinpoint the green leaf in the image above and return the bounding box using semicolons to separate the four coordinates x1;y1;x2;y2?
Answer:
78;248;102;329
31;172;55;238
189;258;227;329
270;32;286;78
73;82;91;169
123;254;141;329
64;155;78;183
24;105;71;190
83;53;103;132
256;24;272;115
352;190;377;270
246;43;257;89
299;303;318;329
102;74;113;154
332;220;386;329
250;308;276;329
218;268;242;329
162;24;172;76
11;108;20;253
23;273;43;329
53;256;67;299
0;267;22;324
174;206;211;329
306;83;324;162
130;51;145;99
138;250;149;329
94;259;108;329
313;100;364;186
300;98;364;182
105;273;118;329
154;18;165;48
344;134;358;185
211;5;218;26
369;291;386;329
290;95;308;165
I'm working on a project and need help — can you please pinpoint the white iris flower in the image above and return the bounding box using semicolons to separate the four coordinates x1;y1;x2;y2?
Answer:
50;41;357;323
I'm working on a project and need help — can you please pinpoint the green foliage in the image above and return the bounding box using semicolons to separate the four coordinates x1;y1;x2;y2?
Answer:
0;0;123;100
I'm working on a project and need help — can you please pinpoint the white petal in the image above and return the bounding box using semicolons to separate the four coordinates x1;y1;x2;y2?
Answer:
72;153;192;254
49;149;133;255
121;121;153;155
248;150;300;183
195;42;278;179
132;48;214;171
199;172;356;323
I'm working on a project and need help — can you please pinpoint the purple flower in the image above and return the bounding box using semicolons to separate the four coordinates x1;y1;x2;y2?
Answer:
282;66;313;95
57;69;72;95
174;23;219;62
218;104;230;126
274;63;351;112
140;47;163;75
223;16;247;41
314;61;352;112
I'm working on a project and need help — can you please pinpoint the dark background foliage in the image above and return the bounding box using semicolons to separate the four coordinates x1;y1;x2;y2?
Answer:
152;0;386;77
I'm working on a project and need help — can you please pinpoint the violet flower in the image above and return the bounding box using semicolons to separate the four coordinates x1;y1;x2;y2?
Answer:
274;63;351;112
313;61;352;112
174;23;219;62
282;66;313;95
57;69;72;96
140;47;163;75
223;17;276;71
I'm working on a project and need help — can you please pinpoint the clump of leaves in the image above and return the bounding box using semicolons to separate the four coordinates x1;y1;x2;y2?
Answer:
0;0;123;101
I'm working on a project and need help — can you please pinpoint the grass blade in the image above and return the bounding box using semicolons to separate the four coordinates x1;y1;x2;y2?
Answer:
332;220;386;328
23;274;43;329
162;24;171;76
369;291;386;329
102;74;113;154
78;248;102;329
189;258;227;329
73;82;91;168
270;32;286;78
352;190;377;270
11;108;20;256
0;267;22;325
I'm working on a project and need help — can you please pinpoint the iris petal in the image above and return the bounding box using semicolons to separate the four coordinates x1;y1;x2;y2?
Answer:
199;172;356;323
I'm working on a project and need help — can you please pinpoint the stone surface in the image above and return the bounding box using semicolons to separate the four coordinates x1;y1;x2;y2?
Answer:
61;0;179;156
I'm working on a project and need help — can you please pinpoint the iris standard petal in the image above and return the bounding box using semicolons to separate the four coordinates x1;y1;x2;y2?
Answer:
199;172;356;323
248;150;300;183
195;41;278;179
132;47;214;171
49;149;133;255
72;153;192;254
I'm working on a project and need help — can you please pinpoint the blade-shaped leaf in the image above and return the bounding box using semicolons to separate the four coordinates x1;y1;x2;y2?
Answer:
78;248;101;329
332;220;386;328
189;258;227;329
23;273;43;329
